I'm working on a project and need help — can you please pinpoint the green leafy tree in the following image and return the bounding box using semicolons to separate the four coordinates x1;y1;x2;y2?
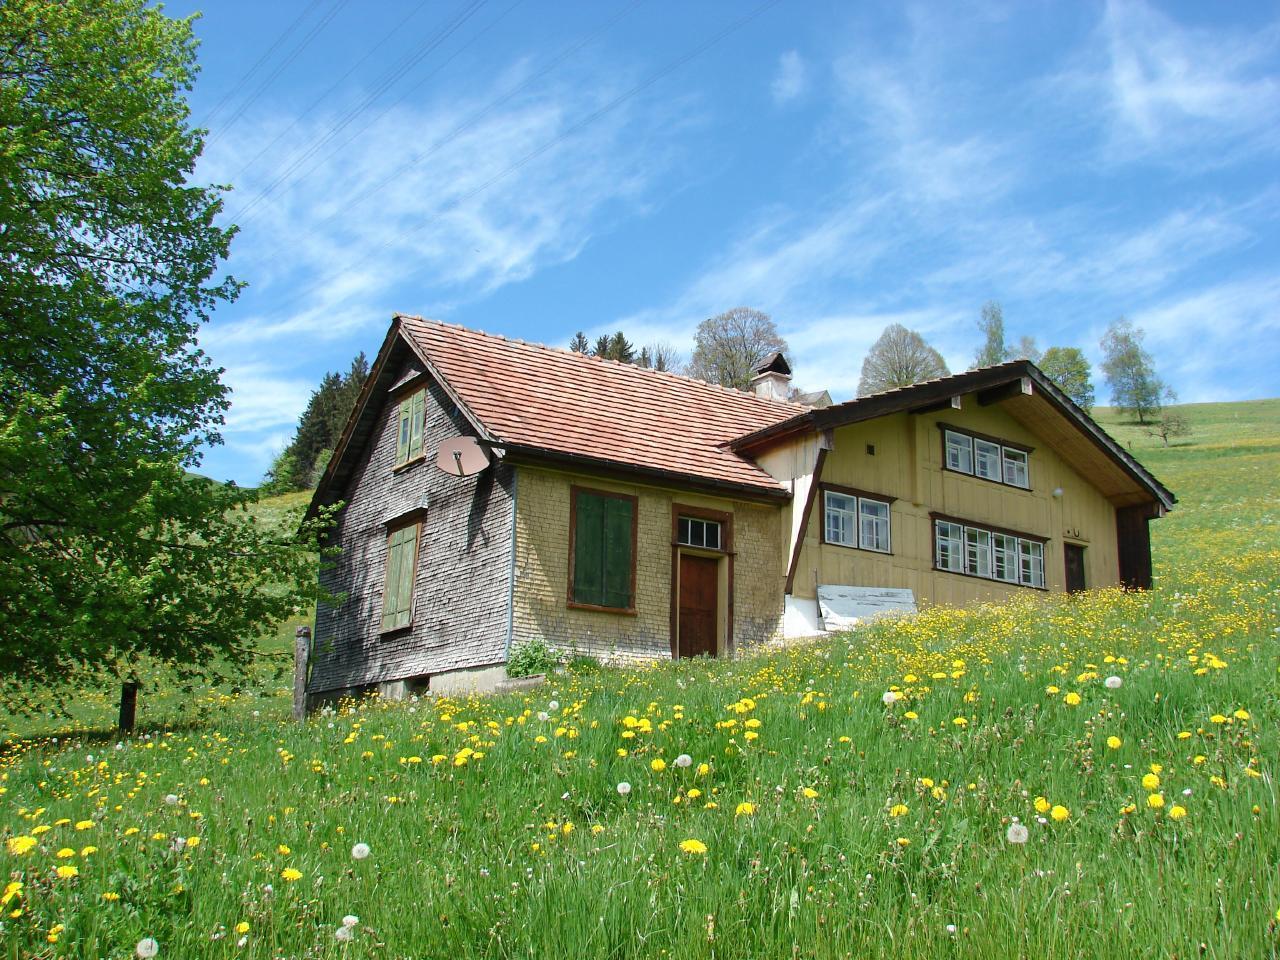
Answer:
1100;318;1170;424
1039;346;1096;412
857;324;949;396
0;0;332;722
688;307;789;390
974;301;1008;367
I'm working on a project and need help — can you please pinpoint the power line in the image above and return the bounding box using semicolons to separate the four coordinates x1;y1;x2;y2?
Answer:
227;0;436;187
313;0;648;232
197;0;326;131
207;0;353;150
226;0;493;225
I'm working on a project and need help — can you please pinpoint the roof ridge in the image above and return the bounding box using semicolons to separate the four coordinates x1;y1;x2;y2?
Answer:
396;312;806;413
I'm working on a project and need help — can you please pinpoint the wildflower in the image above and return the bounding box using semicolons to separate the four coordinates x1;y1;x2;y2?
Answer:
889;804;909;817
616;781;632;796
276;844;291;855
1233;709;1250;721
1106;736;1122;750
736;802;756;817
674;754;693;768
351;842;371;860
74;820;94;831
650;758;667;772
1;882;21;906
1141;773;1160;791
1050;805;1070;822
335;926;354;943
952;717;968;727
1033;796;1051;814
895;837;911;847
1063;692;1082;706
1168;805;1187;820
342;915;359;928
882;691;898;705
591;825;605;835
904;711;918;720
696;762;710;776
280;868;303;882
1210;714;1226;724
679;838;708;855
102;892;121;901
56;847;75;858
55;865;79;879
1006;822;1029;844
547;700;559;711
136;939;160;959
6;836;36;856
802;787;819;799
1104;676;1123;689
164;794;179;806
1147;793;1164;810
235;922;250;935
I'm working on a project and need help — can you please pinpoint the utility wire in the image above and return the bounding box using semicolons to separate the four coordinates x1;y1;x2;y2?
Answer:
196;0;326;131
351;0;785;281
226;0;491;225
207;0;353;149
227;0;436;187
314;0;648;231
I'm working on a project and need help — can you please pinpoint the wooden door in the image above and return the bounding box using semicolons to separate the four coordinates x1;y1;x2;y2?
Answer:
1064;543;1086;594
678;554;718;658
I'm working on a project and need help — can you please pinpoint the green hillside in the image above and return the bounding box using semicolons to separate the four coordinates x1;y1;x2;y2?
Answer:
1;399;1278;958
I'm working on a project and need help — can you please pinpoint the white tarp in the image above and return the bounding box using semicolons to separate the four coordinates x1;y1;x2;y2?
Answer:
817;585;917;631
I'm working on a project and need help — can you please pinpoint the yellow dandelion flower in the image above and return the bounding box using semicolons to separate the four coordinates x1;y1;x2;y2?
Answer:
1141;773;1160;791
678;838;707;855
1034;796;1051;814
889;803;909;817
1106;736;1122;750
1233;709;1250;721
735;802;756;817
5;836;37;856
1063;692;1082;706
651;758;667;772
1050;805;1070;822
55;865;79;879
74;820;94;831
276;844;291;855
895;837;911;847
1147;793;1165;810
802;787;819;799
280;868;303;882
1168;805;1187;820
55;847;75;859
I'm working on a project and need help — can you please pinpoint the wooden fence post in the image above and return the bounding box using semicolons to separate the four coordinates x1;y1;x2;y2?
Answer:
293;626;311;721
118;681;139;734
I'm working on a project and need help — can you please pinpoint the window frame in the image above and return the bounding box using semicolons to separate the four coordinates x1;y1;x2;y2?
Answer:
931;513;1048;590
379;521;421;634
820;484;895;555
567;486;639;615
938;423;1033;490
393;386;427;469
677;515;722;551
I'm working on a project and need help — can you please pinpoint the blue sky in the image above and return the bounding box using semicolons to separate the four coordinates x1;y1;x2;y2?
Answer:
173;0;1280;486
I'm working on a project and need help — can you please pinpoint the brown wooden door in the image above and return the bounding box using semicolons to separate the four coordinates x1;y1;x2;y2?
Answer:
1064;543;1086;593
678;554;718;658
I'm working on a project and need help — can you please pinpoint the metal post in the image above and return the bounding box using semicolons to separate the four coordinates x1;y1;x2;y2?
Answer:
293;626;311;721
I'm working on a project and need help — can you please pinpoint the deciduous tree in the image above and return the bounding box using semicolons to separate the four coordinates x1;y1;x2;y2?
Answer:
688;307;788;390
1038;346;1096;412
974;301;1008;367
0;0;331;721
1100;318;1169;424
857;324;950;396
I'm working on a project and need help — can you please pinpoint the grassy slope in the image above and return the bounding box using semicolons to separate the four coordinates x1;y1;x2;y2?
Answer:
1;400;1278;959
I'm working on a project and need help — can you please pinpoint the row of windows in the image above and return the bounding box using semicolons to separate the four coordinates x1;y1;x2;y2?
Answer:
823;491;891;553
944;428;1029;489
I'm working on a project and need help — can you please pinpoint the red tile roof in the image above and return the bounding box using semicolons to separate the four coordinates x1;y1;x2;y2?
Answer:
398;315;801;496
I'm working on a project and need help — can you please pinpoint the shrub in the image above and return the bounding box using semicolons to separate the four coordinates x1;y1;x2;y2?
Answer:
506;639;558;678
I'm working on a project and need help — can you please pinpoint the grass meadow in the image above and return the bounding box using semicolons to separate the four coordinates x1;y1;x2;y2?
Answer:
2;400;1278;959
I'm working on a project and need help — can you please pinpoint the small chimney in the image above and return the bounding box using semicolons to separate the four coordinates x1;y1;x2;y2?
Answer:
750;352;792;402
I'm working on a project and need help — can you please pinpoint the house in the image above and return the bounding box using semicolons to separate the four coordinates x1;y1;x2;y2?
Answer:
304;314;1174;701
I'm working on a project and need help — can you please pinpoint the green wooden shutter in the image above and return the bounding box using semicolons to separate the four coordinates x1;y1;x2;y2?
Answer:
602;497;633;609
395;398;412;465
407;390;426;461
572;493;604;605
381;525;417;631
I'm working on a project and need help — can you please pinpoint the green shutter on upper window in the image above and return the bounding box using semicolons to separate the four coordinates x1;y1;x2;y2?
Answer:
572;492;605;605
602;496;633;609
380;525;417;631
395;397;412;465
407;390;426;461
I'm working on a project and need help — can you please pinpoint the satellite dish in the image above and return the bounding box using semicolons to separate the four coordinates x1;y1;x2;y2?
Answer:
435;437;490;477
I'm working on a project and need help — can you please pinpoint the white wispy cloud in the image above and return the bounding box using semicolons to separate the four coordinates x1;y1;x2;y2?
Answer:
771;50;808;104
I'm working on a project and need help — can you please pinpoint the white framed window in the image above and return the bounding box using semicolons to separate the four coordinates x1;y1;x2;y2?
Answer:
823;492;857;547
1019;539;1045;588
935;520;964;572
974;438;1002;481
1002;448;1030;488
824;490;892;553
858;498;891;553
945;430;973;474
935;518;1045;588
992;533;1019;583
677;516;721;551
965;527;992;579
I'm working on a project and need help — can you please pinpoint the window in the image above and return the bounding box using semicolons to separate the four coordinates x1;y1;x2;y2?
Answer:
569;488;636;611
394;388;426;466
974;438;1002;481
933;516;1046;588
381;523;420;632
823;489;892;553
1002;448;1029;488
941;425;1032;490
945;430;973;474
677;516;721;550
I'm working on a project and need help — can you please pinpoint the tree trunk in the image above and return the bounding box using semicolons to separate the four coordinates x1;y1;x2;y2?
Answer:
118;681;139;733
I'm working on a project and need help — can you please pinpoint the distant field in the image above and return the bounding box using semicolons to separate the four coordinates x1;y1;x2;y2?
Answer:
1;399;1278;958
